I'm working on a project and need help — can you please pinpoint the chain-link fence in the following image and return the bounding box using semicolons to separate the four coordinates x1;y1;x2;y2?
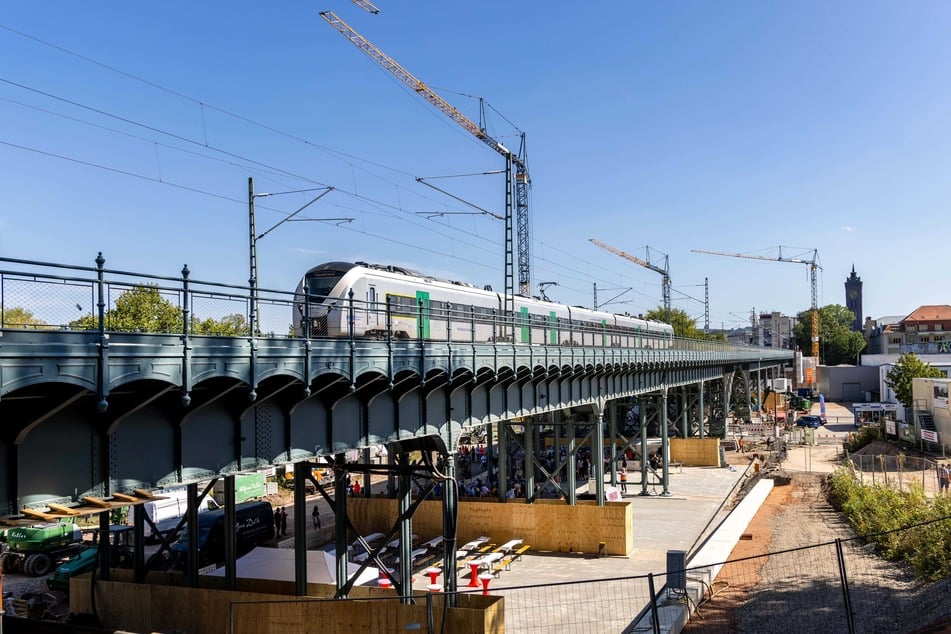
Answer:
844;452;938;493
226;517;951;634
0;257;294;337
1;255;787;356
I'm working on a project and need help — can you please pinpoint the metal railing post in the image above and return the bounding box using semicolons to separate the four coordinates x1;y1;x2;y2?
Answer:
836;538;856;633
647;572;660;634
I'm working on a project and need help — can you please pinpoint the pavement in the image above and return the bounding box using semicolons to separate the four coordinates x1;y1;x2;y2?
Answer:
414;403;856;633
262;403;855;633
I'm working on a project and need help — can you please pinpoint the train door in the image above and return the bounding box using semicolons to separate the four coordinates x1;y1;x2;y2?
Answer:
367;285;379;332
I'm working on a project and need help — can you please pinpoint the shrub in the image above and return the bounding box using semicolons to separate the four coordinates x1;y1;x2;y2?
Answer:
829;466;951;580
844;425;883;452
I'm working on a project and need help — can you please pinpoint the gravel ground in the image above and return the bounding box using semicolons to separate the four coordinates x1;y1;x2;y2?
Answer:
685;453;951;634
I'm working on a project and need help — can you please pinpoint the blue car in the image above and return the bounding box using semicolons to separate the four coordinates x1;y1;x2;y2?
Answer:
795;415;824;428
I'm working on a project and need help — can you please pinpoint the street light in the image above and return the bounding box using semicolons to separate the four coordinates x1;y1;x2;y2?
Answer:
248;177;345;336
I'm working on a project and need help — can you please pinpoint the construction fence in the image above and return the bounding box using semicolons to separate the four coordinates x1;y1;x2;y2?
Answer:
228;517;951;634
844;452;941;493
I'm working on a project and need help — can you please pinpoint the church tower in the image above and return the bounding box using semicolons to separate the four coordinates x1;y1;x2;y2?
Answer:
845;265;863;331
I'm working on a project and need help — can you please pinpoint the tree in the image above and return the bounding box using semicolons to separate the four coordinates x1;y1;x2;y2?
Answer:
644;307;704;339
69;286;254;335
192;313;250;336
792;304;866;365
1;307;47;329
71;286;183;333
885;353;944;408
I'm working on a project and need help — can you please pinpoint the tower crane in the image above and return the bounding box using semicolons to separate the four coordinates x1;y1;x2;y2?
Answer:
319;11;532;317
589;238;671;314
691;247;821;361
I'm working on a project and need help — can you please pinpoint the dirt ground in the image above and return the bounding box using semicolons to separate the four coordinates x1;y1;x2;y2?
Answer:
683;450;951;634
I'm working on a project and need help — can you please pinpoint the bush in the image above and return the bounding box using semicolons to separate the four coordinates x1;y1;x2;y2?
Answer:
844;425;883;452
829;467;951;581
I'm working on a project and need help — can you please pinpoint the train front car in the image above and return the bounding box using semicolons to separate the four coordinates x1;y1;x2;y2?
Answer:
293;262;358;338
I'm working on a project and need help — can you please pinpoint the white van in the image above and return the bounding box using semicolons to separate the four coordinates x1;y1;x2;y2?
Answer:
130;489;220;541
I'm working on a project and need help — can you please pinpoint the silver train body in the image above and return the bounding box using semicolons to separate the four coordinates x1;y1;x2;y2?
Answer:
292;262;674;347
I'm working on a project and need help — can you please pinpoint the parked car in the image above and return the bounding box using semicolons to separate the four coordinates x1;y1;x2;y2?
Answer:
795;415;824;428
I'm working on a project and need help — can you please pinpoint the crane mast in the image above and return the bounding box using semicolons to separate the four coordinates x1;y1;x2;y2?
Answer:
589;238;671;314
319;11;532;312
691;246;821;361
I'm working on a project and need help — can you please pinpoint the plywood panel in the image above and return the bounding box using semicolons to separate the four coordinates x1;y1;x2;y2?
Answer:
70;572;499;634
671;438;720;466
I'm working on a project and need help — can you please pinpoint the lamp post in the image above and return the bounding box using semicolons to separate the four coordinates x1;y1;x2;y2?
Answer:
247;178;343;336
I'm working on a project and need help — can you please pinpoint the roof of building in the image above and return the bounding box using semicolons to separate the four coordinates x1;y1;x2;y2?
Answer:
902;305;951;322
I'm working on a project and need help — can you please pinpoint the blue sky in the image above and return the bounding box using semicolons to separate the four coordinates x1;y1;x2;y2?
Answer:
2;1;949;331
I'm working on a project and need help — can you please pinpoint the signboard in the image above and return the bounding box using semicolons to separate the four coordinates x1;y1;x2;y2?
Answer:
233;473;267;503
935;384;949;410
921;429;939;443
885;420;897;435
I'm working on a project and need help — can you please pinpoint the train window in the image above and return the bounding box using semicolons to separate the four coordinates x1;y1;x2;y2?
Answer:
306;271;345;299
387;294;417;316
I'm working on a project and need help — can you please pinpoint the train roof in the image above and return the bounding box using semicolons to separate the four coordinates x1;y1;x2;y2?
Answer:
302;261;425;278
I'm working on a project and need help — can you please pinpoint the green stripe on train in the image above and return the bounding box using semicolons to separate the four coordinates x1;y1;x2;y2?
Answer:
416;290;430;339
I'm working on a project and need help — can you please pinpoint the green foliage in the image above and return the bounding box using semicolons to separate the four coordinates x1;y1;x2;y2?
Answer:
828;468;951;580
885;353;945;408
69;286;251;336
192;313;250;336
1;306;48;329
844;425;883;453
70;286;181;333
793;304;866;364
644;306;703;339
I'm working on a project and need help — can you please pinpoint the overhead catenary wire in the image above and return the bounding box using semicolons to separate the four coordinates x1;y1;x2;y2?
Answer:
1;24;514;256
2;22;662;307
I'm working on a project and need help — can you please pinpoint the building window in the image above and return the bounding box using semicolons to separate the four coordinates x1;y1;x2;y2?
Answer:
890;337;901;344
920;324;929;332
906;325;917;332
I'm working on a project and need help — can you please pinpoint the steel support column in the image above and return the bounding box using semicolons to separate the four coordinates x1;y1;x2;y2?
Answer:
497;422;508;502
593;400;605;505
567;417;577;505
523;418;534;498
398;455;412;604
698;380;705;439
224;474;237;591
334;455;349;598
680;389;688;438
660;389;671;497
639;397;650;496
293;463;308;596
608;400;618;490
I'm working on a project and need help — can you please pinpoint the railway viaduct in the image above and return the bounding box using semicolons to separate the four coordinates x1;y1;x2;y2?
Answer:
0;255;793;604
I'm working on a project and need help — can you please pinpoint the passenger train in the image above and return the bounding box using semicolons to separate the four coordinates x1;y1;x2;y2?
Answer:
293;261;674;347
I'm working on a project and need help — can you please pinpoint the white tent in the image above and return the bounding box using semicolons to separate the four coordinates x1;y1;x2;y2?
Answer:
205;547;378;587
